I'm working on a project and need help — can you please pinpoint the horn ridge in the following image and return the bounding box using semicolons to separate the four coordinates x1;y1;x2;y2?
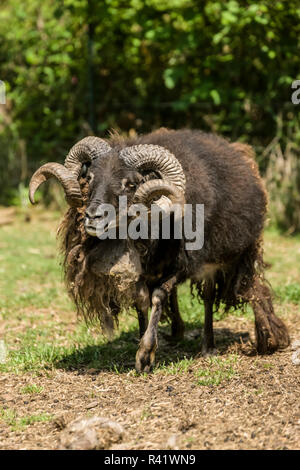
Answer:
29;136;112;207
64;136;111;178
134;179;185;208
29;162;82;207
119;144;186;193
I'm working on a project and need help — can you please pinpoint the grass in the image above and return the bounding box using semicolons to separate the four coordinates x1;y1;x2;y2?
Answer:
0;210;299;377
276;284;300;304
158;357;194;375
263;227;300;301
20;384;43;394
194;355;238;386
0;408;52;431
157;355;238;386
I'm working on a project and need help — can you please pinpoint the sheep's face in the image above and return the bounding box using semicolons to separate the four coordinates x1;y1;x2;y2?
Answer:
83;153;144;237
29;136;185;239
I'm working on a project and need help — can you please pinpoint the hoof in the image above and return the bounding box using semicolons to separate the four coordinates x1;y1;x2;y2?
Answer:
256;329;277;354
135;343;157;374
269;316;290;350
256;316;290;354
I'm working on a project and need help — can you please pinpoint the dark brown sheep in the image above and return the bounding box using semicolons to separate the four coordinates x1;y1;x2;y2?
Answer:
29;128;290;372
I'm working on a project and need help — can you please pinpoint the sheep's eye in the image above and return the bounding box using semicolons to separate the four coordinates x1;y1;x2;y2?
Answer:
123;180;136;190
121;178;137;191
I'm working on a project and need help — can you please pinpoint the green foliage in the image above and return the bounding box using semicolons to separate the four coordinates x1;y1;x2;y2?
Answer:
265;126;300;233
0;0;300;231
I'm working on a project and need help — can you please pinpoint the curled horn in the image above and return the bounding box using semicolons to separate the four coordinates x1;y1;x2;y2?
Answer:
29;163;82;207
120;144;186;212
119;144;186;192
133;179;185;212
64;136;111;178
29;136;111;207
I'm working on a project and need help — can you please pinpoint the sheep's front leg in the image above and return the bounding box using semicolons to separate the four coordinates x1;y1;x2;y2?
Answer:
135;276;177;373
135;288;164;373
135;281;150;339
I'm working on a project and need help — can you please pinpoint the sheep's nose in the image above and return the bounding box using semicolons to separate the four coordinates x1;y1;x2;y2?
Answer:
85;208;102;220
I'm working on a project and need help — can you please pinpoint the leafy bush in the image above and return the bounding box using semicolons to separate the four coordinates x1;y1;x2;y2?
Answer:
0;0;299;231
265;118;300;233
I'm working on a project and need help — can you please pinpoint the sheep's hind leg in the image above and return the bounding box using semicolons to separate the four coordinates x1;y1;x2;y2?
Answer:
163;287;185;342
201;280;217;356
169;288;185;340
251;280;290;353
135;276;177;373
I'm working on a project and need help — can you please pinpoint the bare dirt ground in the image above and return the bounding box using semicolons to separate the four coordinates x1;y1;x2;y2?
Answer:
0;312;299;450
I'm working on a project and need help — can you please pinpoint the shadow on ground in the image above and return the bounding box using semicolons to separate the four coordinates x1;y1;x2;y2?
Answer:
55;323;251;373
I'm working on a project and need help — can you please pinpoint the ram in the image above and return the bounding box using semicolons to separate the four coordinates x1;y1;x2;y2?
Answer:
29;128;290;372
